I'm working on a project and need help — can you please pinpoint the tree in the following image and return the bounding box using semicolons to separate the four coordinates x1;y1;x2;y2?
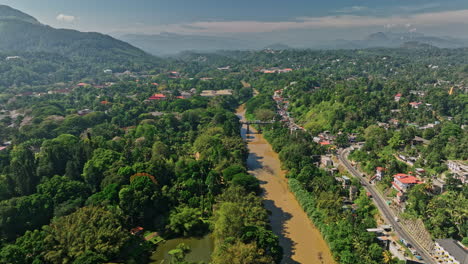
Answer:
231;173;260;194
118;176;163;225
0;194;53;241
388;131;404;150
336;132;350;148
9;145;38;196
82;148;120;191
167;206;206;237
212;241;274;264
42;206;133;264
254;109;276;121
37;175;90;206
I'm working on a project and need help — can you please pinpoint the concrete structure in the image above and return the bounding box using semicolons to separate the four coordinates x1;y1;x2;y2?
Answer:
375;167;385;181
392;173;423;203
321;156;334;167
433;239;468;264
148;93;166;100
395;93;402;102
200;89;233;97
392;173;422;193
447;160;468;184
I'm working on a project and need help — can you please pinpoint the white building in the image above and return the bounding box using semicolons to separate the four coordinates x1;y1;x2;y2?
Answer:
434;239;468;264
447;160;468;184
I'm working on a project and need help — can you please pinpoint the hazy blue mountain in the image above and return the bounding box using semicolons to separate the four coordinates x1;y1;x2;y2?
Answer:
118;33;263;55
0;5;39;24
0;5;154;64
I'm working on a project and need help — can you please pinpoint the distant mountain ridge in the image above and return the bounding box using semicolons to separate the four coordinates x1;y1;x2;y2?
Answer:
120;30;468;55
0;5;39;24
0;5;154;64
119;33;260;56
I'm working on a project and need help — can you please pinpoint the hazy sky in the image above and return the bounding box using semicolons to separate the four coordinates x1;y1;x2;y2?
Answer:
1;0;468;39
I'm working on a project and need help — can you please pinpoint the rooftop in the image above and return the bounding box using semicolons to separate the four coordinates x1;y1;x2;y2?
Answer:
394;173;422;184
435;239;468;264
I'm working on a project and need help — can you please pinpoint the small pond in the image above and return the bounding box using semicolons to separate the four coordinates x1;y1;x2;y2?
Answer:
150;235;214;263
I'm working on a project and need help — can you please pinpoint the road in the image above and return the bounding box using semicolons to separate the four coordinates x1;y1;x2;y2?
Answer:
337;147;436;264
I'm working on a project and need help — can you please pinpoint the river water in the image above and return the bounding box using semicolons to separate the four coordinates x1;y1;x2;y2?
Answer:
237;105;335;264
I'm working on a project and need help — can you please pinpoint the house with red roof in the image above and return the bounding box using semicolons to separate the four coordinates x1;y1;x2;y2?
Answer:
394;93;402;102
130;226;144;236
148;94;166;100
392;173;423;203
77;82;89;87
392;173;422;193
409;102;422;109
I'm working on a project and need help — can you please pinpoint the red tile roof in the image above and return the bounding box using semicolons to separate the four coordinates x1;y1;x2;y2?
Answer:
149;93;166;100
392;182;403;191
394;173;422;184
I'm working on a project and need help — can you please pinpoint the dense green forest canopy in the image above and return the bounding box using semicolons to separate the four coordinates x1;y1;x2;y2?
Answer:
0;17;466;262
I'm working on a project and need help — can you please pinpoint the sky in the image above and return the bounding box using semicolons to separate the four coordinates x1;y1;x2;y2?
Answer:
1;0;468;40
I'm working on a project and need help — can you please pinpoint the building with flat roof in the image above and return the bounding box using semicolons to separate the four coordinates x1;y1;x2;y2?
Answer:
434;239;468;264
447;160;468;184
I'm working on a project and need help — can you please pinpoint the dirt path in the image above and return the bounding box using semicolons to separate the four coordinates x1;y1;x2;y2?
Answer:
237;105;335;264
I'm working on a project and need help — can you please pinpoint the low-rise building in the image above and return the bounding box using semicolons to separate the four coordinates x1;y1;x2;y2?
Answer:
393;173;422;193
447;160;468;184
392;173;423;202
200;89;233;97
394;93;402;102
77;109;92;116
148;93;166;100
409;102;423;109
434;239;468;264
321;156;334;167
374;167;385;181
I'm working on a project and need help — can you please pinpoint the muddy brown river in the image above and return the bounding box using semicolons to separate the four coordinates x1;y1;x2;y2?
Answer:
237;105;335;264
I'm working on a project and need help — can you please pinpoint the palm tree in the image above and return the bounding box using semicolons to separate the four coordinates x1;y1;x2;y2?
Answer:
383;250;393;264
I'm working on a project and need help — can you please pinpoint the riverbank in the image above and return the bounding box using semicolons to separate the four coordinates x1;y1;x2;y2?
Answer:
237;104;335;264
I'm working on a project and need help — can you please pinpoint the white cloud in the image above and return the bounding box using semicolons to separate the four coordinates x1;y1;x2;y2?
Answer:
56;14;76;23
117;9;468;35
336;6;369;13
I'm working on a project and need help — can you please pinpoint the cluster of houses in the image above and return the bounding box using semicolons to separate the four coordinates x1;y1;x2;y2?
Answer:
272;89;304;132
146;88;233;101
14;82;112;99
371;159;467;204
313;131;335;147
200;89;233;97
259;67;293;74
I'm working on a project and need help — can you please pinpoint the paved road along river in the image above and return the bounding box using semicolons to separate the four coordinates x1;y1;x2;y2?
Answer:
237;105;335;264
